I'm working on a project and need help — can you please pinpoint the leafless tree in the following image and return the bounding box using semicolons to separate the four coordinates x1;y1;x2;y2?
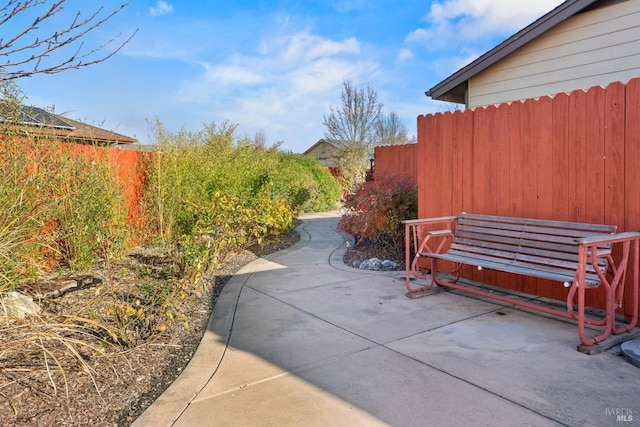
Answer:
375;111;410;146
0;0;137;81
322;80;384;189
323;80;383;150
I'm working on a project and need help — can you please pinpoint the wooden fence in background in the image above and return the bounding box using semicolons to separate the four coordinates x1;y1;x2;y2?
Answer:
373;144;418;181
404;78;640;315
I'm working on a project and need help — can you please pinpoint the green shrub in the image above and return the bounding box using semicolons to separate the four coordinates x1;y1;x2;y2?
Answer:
140;120;338;276
0;138;130;289
282;154;341;213
0;81;131;289
50;148;130;268
337;174;418;248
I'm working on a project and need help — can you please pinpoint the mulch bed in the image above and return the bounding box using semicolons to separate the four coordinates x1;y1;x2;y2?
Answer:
0;231;299;426
0;227;402;426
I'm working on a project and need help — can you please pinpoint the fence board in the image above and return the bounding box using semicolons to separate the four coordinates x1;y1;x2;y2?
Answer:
418;114;435;217
536;96;555;220
373;144;417;182
507;101;524;218
569;90;587;223
625;78;640;313
552;92;571;223
519;99;538;295
551;93;572;301
585;86;606;225
605;82;626;229
459;110;475;212
450;111;464;212
439;111;454;216
472;108;488;215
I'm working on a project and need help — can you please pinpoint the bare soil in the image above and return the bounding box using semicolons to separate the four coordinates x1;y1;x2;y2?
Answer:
0;228;401;426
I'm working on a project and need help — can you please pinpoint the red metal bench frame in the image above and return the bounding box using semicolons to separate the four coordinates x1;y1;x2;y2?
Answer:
403;213;640;346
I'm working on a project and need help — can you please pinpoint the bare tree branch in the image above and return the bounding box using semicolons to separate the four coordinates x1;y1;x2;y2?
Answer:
0;0;137;80
375;111;410;146
323;80;384;189
323;80;383;149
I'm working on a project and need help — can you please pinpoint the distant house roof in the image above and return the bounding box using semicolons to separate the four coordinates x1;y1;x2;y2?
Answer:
426;0;605;104
303;139;340;168
1;106;137;145
302;138;339;155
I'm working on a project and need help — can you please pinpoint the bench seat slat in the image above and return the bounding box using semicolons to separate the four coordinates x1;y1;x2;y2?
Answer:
425;251;602;286
448;243;607;274
445;249;589;276
451;236;610;263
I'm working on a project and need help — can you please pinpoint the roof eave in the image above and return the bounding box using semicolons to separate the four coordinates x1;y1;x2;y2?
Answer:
427;0;599;102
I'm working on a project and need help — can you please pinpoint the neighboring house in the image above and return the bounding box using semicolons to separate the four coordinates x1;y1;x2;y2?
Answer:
302;139;339;168
427;0;640;108
2;106;137;146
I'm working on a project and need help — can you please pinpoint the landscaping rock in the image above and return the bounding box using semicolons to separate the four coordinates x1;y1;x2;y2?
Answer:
359;257;383;270
382;260;399;269
1;291;41;319
356;257;400;271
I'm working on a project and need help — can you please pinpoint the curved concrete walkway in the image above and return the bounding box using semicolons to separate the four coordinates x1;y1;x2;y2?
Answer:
133;212;640;427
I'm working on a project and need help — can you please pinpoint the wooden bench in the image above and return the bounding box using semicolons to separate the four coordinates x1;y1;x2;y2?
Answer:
403;213;640;346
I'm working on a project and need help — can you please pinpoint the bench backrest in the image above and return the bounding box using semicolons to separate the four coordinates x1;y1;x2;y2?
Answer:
451;214;617;284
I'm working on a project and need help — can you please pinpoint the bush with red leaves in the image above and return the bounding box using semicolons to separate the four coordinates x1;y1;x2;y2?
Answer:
338;174;417;249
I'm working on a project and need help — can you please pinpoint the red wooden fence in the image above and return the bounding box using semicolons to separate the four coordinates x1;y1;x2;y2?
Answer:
373;144;418;182
410;78;640;315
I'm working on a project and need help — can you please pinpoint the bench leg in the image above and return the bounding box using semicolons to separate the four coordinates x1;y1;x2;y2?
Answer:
404;222;452;293
405;259;436;293
405;224;434;293
576;280;612;345
566;285;607;327
612;239;639;335
575;242;632;345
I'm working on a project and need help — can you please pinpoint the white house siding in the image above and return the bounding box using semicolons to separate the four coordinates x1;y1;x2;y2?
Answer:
468;1;640;108
304;141;337;167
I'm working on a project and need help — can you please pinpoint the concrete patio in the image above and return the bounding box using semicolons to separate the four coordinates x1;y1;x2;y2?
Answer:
132;211;640;427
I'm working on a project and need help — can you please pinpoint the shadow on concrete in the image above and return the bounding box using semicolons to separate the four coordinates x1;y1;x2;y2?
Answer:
134;214;640;427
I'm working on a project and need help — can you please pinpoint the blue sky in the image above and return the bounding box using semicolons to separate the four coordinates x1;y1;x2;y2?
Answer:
12;0;564;152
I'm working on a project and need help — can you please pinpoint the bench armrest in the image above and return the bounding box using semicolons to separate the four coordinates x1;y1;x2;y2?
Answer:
575;231;640;246
402;215;458;226
428;229;453;237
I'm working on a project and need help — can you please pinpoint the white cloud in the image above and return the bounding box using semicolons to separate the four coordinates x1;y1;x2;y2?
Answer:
408;0;564;49
396;48;414;62
428;0;564;31
282;33;360;62
174;29;378;149
149;1;173;17
200;62;265;85
178;30;373;102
